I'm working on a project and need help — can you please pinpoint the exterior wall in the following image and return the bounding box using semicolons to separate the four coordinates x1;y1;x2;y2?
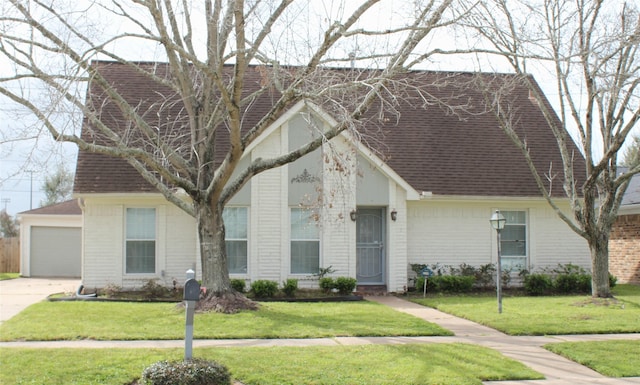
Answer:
406;199;590;287
81;196;196;289
610;214;640;284
19;214;82;277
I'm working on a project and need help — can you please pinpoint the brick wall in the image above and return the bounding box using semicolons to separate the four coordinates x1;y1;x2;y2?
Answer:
609;214;640;284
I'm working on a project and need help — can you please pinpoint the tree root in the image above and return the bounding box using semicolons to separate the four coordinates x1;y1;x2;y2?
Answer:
196;291;259;314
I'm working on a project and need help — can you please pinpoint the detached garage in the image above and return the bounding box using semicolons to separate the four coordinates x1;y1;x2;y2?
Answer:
19;199;82;278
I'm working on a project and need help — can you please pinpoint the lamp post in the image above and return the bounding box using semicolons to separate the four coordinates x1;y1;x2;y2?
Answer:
489;210;506;314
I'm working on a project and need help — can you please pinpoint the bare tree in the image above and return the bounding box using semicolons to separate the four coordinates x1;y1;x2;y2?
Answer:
0;0;463;311
466;0;640;297
41;164;74;206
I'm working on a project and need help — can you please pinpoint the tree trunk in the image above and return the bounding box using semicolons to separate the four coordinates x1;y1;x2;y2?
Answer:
195;201;258;313
589;233;612;298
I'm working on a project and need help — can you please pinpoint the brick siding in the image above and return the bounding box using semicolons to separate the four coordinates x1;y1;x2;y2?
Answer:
609;214;640;284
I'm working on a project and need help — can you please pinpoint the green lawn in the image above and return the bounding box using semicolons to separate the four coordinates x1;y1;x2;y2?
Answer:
0;300;451;341
0;345;543;385
410;284;640;335
0;273;19;280
545;340;640;377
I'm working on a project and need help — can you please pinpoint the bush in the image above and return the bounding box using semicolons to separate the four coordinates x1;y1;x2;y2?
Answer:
141;279;169;299
230;279;245;293
609;273;618;288
431;275;475;293
319;277;334;293
250;280;278;298
334;277;357;295
140;358;231;385
555;273;591;294
282;278;298;297
523;273;553;296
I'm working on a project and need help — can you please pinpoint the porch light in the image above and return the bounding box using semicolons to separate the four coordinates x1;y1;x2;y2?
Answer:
350;209;357;221
489;210;506;314
390;209;397;221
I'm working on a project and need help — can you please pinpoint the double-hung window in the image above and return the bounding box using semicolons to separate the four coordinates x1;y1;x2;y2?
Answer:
125;207;156;274
290;208;320;274
500;210;527;270
223;207;248;274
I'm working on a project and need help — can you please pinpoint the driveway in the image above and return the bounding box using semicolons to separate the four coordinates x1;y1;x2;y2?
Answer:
0;277;80;323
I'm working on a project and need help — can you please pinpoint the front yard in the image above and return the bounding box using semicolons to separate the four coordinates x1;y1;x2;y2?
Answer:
0;284;639;384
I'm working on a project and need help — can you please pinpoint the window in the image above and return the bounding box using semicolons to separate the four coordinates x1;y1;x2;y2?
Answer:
500;210;527;270
125;208;156;274
290;208;320;274
223;207;248;274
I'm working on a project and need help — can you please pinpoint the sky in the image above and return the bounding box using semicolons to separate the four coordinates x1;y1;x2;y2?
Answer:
0;0;637;217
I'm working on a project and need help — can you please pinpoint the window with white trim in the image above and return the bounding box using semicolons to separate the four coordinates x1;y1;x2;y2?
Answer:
125;207;156;274
500;210;527;270
290;208;320;274
223;207;248;274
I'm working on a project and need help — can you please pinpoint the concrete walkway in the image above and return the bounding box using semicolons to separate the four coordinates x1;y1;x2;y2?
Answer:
1;278;640;384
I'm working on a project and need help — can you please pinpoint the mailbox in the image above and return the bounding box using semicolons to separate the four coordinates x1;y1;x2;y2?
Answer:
183;278;201;301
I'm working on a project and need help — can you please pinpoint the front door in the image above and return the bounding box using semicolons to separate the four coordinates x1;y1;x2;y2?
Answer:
356;208;385;284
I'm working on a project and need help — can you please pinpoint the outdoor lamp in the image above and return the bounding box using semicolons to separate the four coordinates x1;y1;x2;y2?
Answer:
489;210;506;314
390;209;397;221
350;209;357;221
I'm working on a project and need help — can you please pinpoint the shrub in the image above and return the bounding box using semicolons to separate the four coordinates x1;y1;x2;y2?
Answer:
141;279;169;299
250;280;278;298
319;277;334;293
230;279;246;293
334;277;357;295
555;273;591;294
140;358;231;385
609;273;618;288
431;275;475;293
101;283;122;298
282;278;298;297
523;273;553;296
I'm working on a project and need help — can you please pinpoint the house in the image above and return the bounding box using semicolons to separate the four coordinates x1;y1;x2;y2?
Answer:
74;62;590;292
609;172;640;284
18;199;82;278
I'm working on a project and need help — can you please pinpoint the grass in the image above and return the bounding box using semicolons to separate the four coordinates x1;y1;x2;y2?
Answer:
0;345;543;385
545;340;640;377
410;284;640;335
0;273;19;280
0;300;451;341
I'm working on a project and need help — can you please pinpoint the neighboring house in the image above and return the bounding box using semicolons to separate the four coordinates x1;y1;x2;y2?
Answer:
610;172;640;284
18;199;82;278
74;62;590;292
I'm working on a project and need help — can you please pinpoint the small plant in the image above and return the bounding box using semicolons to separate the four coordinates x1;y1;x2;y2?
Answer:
315;265;336;279
282;278;298;297
319;277;334;293
231;279;246;293
523;273;553;296
100;282;122;298
334;277;357;295
140;358;231;385
141;279;169;299
250;280;279;298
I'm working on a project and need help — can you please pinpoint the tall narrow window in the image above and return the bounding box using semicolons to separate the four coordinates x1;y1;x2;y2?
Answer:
223;207;248;274
125;208;156;274
500;210;527;269
290;208;320;274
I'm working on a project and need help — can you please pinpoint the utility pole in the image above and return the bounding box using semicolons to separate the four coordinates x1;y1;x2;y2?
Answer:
27;170;34;209
1;198;9;211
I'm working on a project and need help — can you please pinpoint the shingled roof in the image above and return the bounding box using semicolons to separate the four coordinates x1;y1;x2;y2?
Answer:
74;61;585;198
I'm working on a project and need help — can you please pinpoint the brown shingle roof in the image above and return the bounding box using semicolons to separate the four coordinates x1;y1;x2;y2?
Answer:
19;199;82;215
74;62;585;198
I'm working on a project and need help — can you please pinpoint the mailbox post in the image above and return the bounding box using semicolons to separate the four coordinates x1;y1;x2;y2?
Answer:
421;266;433;298
183;269;200;360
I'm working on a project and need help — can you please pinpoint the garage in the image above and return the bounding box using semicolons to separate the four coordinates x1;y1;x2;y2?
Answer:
19;200;82;278
30;226;81;277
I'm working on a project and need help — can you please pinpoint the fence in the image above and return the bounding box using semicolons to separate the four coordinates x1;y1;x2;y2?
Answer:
0;238;20;273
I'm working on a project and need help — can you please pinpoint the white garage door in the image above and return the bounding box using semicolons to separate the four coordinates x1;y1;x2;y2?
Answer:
30;226;81;277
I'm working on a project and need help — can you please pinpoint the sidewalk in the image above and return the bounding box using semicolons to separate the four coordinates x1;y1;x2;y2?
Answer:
1;279;639;384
